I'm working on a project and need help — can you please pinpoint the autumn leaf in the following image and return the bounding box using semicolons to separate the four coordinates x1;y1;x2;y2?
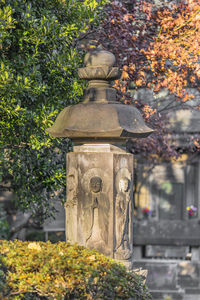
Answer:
27;242;41;251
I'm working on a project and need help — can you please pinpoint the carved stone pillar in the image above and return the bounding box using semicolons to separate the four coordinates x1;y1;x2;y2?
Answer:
65;144;134;267
47;47;153;268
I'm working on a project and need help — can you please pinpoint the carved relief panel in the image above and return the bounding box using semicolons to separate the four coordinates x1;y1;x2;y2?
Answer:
81;168;110;255
66;149;134;264
114;167;133;260
65;167;78;244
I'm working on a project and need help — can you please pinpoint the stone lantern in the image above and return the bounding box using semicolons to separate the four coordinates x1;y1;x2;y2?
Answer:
47;47;153;267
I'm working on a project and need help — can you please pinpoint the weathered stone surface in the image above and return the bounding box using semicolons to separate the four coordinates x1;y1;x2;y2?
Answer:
133;261;178;290
191;247;200;261
43;200;65;232
114;156;133;261
184;294;200;300
47;102;153;143
47;49;153;143
169;109;200;133
178;262;200;289
65;144;134;264
74;143;125;153
145;245;189;259
185;289;200;297
133;246;143;259
150;290;184;300
133;259;200;299
133;220;200;246
133;87;200;120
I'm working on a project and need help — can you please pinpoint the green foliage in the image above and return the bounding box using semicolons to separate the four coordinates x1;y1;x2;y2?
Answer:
164;297;172;300
0;0;108;220
0;240;152;299
0;259;7;298
0;204;10;240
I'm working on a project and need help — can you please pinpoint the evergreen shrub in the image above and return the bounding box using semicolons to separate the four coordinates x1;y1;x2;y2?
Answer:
0;240;152;299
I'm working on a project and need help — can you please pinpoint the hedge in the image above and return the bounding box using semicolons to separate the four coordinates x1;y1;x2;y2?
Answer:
0;240;152;299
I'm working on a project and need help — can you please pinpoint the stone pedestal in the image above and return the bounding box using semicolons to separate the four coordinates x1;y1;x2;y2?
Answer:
65;144;134;266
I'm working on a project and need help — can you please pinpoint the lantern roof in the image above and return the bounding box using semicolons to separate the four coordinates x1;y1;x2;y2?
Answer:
47;46;153;144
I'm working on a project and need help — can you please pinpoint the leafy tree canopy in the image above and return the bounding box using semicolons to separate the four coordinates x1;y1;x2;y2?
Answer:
97;0;200;160
2;0;200;220
0;0;107;220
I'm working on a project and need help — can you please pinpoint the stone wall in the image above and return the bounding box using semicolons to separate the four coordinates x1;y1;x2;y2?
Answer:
133;259;200;300
133;153;200;300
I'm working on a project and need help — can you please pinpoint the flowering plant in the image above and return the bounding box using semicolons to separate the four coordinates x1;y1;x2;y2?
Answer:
187;205;197;217
142;206;151;216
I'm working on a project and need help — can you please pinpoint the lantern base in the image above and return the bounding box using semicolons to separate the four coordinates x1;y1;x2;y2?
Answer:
65;144;134;265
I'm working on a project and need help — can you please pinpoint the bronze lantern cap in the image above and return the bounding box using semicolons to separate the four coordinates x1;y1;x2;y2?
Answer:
47;47;153;144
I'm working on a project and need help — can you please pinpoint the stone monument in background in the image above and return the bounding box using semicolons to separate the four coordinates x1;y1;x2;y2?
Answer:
47;46;153;267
